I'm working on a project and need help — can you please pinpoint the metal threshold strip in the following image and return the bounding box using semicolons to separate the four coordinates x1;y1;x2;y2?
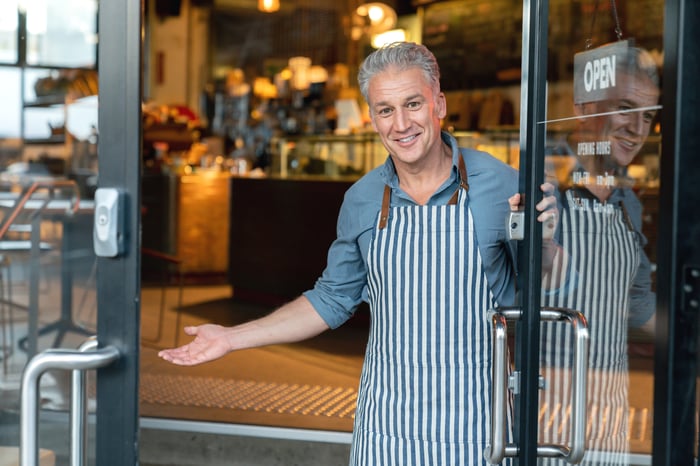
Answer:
139;416;353;444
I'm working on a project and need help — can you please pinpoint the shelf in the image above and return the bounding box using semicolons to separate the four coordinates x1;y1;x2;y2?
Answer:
23;96;66;108
23;136;65;145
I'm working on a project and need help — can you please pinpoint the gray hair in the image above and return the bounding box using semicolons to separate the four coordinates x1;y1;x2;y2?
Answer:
619;46;660;87
357;41;441;104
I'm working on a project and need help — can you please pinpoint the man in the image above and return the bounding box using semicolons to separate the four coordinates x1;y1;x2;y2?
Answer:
539;44;660;465
160;41;558;465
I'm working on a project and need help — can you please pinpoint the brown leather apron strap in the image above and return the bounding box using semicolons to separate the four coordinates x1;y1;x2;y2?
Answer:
457;153;470;192
379;184;391;229
447;155;469;205
379;154;470;229
446;188;460;205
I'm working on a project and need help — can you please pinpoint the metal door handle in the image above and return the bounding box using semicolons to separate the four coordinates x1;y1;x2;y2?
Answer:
485;307;589;464
484;309;520;463
20;337;120;466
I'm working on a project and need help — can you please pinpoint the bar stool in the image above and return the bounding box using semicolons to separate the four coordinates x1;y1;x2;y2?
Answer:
140;247;185;348
0;254;13;376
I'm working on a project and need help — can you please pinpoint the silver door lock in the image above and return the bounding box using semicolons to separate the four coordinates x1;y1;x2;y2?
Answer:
506;211;556;241
507;211;524;241
93;188;124;257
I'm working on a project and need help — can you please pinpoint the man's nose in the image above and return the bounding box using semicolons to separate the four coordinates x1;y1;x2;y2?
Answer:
392;108;411;130
628;110;646;135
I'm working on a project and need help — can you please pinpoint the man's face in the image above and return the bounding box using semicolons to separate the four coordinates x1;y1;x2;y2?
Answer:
367;66;446;168
592;71;660;167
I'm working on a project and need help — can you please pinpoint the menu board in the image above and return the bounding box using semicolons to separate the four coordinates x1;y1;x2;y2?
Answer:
422;0;523;90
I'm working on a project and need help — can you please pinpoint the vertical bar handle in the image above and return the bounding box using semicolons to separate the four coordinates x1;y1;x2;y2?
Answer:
540;308;589;463
70;337;100;466
20;340;120;466
484;308;589;464
484;310;519;463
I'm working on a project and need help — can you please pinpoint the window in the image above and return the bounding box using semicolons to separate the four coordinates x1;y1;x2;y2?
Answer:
0;67;21;138
26;0;98;68
0;1;18;64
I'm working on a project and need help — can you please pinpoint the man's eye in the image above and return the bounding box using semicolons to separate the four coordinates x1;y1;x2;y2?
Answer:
407;101;422;109
377;107;392;116
617;104;632;113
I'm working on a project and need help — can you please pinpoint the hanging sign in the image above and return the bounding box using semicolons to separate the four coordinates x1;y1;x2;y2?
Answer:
573;40;629;105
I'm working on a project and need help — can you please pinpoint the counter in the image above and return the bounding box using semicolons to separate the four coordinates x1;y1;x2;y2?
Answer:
228;175;354;305
142;170;230;280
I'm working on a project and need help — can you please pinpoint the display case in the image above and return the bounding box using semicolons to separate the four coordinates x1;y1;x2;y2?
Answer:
269;133;386;179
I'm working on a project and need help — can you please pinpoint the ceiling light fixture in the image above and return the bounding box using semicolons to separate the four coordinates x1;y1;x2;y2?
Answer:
258;0;279;13
353;2;397;40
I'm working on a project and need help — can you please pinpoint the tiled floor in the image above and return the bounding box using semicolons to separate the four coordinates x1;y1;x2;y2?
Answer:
139;284;367;433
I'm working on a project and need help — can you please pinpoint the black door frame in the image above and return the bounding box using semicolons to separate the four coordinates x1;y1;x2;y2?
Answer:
515;0;549;464
653;0;700;464
95;0;143;464
516;0;700;465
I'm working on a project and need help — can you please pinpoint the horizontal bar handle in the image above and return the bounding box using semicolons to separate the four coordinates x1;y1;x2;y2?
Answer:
485;307;589;464
21;341;120;466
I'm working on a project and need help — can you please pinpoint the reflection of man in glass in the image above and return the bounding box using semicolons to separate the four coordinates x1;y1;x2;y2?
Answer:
540;45;659;465
570;46;661;190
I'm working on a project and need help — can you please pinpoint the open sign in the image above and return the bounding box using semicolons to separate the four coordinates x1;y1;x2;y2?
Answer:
573;40;629;104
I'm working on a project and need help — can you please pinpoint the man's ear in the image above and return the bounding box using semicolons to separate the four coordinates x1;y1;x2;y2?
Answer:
437;92;447;119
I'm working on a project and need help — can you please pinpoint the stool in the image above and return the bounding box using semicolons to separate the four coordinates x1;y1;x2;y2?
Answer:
141;248;184;347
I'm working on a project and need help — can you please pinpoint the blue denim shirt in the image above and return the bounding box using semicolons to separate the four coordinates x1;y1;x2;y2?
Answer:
304;132;521;329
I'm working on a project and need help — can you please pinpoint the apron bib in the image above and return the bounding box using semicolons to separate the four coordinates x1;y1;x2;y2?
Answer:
350;159;506;465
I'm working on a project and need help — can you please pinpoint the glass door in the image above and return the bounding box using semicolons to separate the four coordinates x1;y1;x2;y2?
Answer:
497;0;699;465
0;0;142;464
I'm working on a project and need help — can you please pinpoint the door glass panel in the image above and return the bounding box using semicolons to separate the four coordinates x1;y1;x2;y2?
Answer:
0;0;18;64
25;0;97;67
538;1;663;463
0;67;21;139
0;3;99;464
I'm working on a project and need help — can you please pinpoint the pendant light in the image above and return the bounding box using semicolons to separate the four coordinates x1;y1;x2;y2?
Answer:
258;0;279;13
355;2;396;32
352;2;397;41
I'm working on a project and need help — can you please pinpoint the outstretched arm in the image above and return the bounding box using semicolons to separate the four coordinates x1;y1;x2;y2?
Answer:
158;295;330;366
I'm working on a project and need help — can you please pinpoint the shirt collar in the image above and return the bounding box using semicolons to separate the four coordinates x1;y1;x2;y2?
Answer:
379;131;461;189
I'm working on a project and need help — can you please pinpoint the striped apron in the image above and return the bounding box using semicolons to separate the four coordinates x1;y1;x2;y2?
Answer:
349;158;506;465
539;189;640;466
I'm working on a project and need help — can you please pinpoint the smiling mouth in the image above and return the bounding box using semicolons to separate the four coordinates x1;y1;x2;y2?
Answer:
396;134;418;143
617;138;640;151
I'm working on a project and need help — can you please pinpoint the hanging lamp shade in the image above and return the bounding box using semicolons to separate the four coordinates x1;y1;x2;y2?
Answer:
258;0;280;13
354;2;397;37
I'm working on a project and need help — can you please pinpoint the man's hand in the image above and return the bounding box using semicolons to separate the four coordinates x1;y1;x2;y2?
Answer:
157;296;331;367
508;183;565;282
158;324;234;366
508;182;559;238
